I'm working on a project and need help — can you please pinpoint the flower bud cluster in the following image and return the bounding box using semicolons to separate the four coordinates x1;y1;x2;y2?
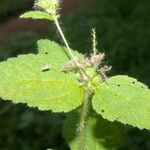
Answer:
62;53;111;88
35;0;59;16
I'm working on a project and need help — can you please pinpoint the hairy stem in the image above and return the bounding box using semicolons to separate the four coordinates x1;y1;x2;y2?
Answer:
54;17;75;59
78;88;92;150
91;28;97;55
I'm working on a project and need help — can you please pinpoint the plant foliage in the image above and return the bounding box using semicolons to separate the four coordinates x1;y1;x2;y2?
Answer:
0;40;84;112
20;11;54;20
0;0;150;150
92;75;150;130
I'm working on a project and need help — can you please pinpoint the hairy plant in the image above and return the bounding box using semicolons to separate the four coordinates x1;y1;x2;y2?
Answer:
0;0;149;150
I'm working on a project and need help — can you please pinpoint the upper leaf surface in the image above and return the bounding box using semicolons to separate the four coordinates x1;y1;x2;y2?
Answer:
37;39;84;71
63;110;125;150
92;75;150;130
0;41;84;112
20;11;53;20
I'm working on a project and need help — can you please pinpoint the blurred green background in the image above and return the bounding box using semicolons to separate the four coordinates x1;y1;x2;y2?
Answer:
0;0;150;149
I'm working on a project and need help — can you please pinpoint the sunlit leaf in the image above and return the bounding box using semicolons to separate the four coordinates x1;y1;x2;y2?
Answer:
37;39;84;71
92;75;150;130
20;11;53;20
0;41;84;112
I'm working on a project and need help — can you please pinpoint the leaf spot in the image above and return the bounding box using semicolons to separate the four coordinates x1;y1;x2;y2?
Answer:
116;117;121;120
117;84;120;87
101;109;105;113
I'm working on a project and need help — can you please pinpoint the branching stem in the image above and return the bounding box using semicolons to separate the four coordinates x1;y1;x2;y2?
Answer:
78;88;93;150
54;13;94;150
54;17;75;59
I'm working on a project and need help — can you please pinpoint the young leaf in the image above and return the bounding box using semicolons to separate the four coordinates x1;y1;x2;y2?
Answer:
0;54;84;112
92;75;150;130
63;110;125;150
20;11;54;20
37;39;84;71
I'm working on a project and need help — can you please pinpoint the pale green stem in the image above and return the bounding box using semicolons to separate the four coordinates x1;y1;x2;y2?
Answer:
54;17;75;59
78;88;92;150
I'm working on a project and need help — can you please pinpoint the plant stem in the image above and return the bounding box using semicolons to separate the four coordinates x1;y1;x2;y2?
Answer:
91;28;97;55
54;17;75;59
78;88;92;150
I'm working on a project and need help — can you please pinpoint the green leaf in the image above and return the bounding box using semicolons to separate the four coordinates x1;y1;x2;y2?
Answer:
63;110;125;150
20;11;53;20
0;41;84;112
92;75;150;130
37;39;84;71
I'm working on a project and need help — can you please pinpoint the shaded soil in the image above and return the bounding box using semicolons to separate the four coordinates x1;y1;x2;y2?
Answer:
0;0;89;48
